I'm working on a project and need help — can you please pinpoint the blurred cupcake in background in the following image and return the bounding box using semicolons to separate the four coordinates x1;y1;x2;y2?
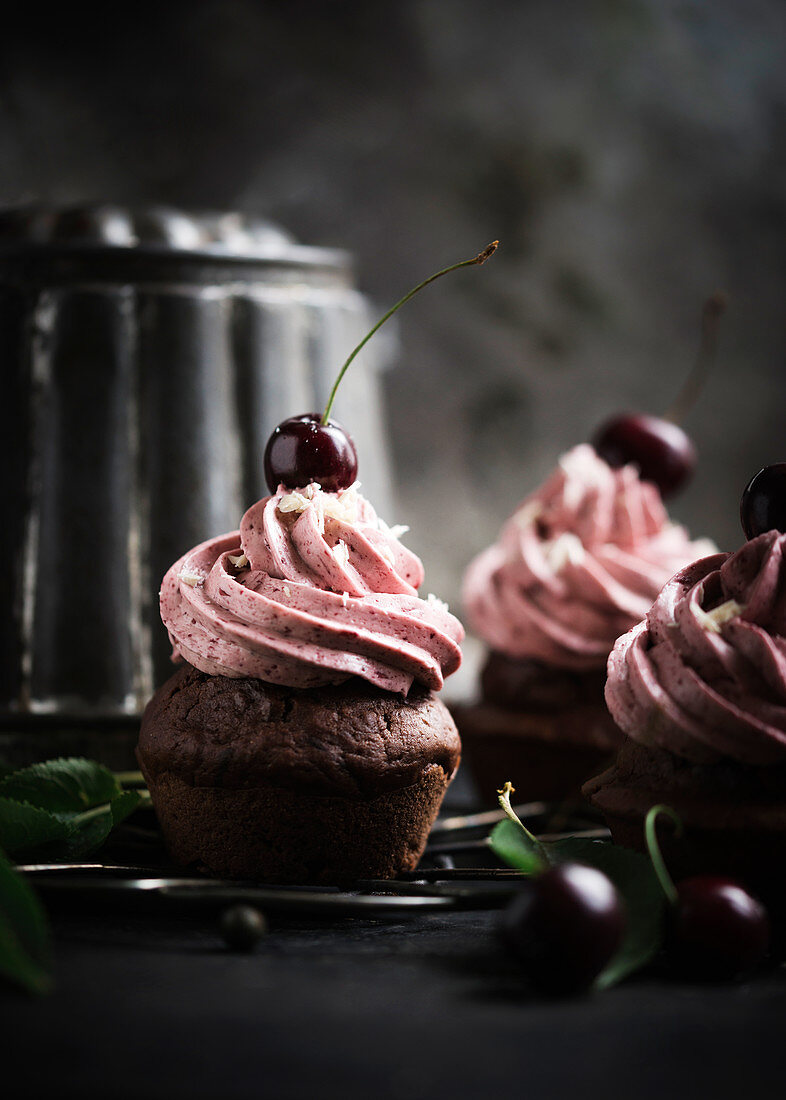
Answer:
453;443;715;804
587;475;786;911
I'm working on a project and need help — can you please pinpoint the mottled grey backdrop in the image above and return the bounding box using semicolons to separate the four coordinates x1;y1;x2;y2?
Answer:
2;0;784;655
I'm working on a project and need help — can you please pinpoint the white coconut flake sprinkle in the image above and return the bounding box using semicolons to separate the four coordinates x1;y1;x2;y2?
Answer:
278;489;314;514
427;593;449;613
695;598;745;633
378;517;410;541
332;540;350;568
544;532;585;572
228;552;248;568
513;501;542;529
179;569;203;587
277;482;359;524
323;487;359;523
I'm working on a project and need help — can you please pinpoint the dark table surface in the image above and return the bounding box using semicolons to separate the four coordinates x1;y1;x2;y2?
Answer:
4;771;786;1099
5;898;786;1100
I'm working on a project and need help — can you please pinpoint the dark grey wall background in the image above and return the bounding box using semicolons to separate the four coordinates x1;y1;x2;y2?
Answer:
2;0;784;636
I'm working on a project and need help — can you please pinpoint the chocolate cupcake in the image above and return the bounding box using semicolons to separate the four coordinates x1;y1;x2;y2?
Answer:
587;531;786;906
138;481;464;883
454;445;713;804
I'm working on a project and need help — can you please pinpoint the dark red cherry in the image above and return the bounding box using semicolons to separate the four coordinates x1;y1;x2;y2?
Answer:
740;464;786;540
263;413;358;493
668;876;769;980
592;413;696;498
500;863;625;995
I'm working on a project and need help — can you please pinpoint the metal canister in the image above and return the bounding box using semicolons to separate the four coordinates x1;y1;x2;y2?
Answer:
0;205;393;731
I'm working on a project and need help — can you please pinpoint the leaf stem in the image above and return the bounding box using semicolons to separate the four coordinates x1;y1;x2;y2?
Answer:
643;804;683;906
497;781;550;866
320;241;499;424
664;291;728;424
114;770;147;789
68;804;112;829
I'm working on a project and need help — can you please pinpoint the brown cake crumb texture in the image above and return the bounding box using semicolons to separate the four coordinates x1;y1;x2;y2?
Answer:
137;665;461;884
480;651;610;713
453;652;622;805
585;739;786;907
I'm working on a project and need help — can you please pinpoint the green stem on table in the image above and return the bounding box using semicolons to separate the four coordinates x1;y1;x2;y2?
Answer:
643;804;683;905
320;241;499;425
497;781;550;866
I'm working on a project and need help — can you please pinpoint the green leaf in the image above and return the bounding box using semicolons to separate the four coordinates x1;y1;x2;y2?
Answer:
0;850;52;995
110;789;147;827
0;758;149;996
54;807;114;860
51;790;147;860
548;837;666;989
489;818;547;875
0;798;74;856
0;760;149;859
0;757;120;813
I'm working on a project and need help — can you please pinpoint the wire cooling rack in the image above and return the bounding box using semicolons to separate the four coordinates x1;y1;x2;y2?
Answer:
18;800;609;918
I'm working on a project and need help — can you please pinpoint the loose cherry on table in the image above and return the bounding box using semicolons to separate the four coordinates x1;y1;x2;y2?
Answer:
500;862;626;995
667;876;770;981
261;242;498;493
740;463;786;540
644;806;770;981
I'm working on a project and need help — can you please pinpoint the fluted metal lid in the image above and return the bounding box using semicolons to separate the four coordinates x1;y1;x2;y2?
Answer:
0;204;350;280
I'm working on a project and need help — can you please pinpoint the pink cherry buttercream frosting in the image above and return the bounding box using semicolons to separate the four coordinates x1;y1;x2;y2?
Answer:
160;483;463;694
463;444;715;671
605;530;786;766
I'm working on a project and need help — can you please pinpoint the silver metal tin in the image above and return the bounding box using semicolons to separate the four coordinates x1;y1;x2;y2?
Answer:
0;206;393;722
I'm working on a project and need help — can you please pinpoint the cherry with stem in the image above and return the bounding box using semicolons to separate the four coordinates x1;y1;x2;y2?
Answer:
593;292;728;498
497;782;626;995
644;805;770;980
264;242;499;493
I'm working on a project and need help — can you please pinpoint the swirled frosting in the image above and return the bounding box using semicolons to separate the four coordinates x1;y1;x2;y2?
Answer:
160;483;463;694
605;531;786;765
463;445;715;670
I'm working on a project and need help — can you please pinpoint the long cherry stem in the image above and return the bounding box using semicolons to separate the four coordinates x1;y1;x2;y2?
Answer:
321;241;499;425
665;291;728;424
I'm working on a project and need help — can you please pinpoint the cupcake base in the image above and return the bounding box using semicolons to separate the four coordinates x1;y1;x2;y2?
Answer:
147;767;450;883
585;740;786;914
452;652;622;805
138;665;461;884
453;700;620;805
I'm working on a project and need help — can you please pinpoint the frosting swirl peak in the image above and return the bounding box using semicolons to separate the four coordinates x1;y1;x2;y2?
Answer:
463;445;715;670
605;531;786;765
161;484;463;694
